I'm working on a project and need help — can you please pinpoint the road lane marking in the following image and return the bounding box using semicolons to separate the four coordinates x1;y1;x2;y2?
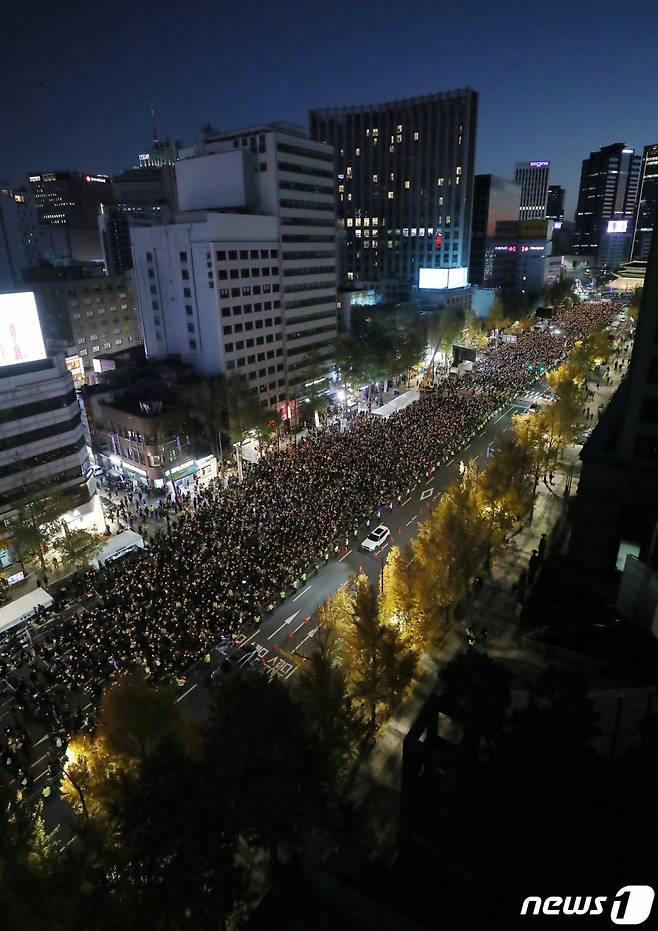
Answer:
31;753;48;769
401;497;412;506
292;617;310;635
296;626;318;651
267;611;301;640
493;411;508;424
420;488;433;501
34;734;48;748
339;549;352;561
176;682;198;703
292;585;312;602
447;458;454;465
406;515;418;526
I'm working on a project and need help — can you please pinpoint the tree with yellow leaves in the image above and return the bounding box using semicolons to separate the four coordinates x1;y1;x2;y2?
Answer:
329;574;417;731
479;437;534;554
412;466;492;623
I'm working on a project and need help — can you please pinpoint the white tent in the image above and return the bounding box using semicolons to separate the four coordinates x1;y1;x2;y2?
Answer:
0;587;54;637
370;388;420;419
90;530;144;569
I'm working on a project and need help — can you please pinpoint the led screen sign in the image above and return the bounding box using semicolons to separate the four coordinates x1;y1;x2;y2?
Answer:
0;291;47;367
607;220;629;233
418;267;468;290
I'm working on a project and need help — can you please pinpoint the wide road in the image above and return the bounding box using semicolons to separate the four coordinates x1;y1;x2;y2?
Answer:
177;387;545;718
4;384;546;821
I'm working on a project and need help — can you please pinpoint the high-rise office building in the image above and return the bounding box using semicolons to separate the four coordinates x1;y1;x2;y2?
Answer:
28;170;110;264
514;161;550;220
131;123;337;418
631;144;658;262
34;272;143;374
99;164;178;276
309;90;478;298
468;174;521;286
546;185;565;221
0;292;93;561
573;143;642;268
0;185;43;289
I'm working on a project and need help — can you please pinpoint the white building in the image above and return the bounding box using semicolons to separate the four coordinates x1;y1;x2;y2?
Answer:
131;123;338;416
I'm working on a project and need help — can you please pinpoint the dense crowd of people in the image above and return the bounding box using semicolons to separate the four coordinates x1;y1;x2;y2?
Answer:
0;300;616;795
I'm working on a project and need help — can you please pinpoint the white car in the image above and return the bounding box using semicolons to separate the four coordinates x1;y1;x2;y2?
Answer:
361;525;391;552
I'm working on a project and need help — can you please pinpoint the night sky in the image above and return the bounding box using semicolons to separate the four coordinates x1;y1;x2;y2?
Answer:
3;0;657;218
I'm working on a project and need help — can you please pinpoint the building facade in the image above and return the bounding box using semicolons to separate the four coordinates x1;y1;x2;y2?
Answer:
487;219;559;291
514;161;550;220
546;184;565;221
631;144;658;262
98;397;215;494
572;143;642;268
0;186;43;290
309;89;478;297
131;123;338;415
0;353;93;565
99;164;179;276
28;170;109;264
468;174;521;286
569;230;658;574
34;272;143;375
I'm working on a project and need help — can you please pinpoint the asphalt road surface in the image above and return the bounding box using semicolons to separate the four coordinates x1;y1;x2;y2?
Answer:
2;387;544;828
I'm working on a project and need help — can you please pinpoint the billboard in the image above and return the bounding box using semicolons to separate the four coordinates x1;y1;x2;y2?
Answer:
419;266;468;290
453;345;477;364
607;219;629;234
0;292;46;367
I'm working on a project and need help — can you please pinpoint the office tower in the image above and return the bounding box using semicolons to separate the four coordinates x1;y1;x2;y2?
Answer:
309;89;478;298
99;164;178;276
468;174;521;285
0;185;43;289
34;271;143;375
131;123;337;418
631;144;658;262
546;185;565;221
514;161;550;220
0;292;92;563
572;143;642;268
28;170;110;264
569;228;658;573
487;219;560;291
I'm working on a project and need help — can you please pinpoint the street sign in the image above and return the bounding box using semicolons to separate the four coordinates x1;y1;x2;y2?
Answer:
501;334;517;344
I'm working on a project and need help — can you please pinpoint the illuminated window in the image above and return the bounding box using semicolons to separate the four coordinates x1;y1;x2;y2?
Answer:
355;230;361;237
458;136;462;145
446;215;451;225
372;217;379;226
355;217;361;226
411;229;417;236
456;166;462;175
364;229;370;237
390;172;395;181
346;166;352;178
372;173;378;182
439;197;444;205
347;193;352;201
363;240;369;248
404;180;411;189
363;217;369;226
388;240;393;248
396;134;402;143
390;135;395;144
428;227;434;234
388;191;394;199
456;177;461;185
372;128;378;135
397;124;402;132
414;131;420;141
347;272;354;280
389;145;394;153
346;218;353;227
437;177;444;186
355;148;360;156
366;129;370;137
338;184;344;193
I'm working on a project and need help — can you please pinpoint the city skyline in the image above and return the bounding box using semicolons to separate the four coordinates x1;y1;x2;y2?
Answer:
3;0;657;220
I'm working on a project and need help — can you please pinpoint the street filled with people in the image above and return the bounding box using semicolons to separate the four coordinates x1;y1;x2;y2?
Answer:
0;300;617;796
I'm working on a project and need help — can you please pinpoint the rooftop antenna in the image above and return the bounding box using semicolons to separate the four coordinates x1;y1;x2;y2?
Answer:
149;103;158;143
